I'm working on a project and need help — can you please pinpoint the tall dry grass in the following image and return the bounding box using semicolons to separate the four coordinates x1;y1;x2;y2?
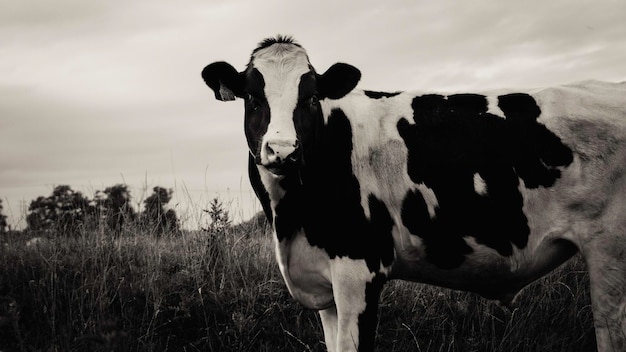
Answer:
0;219;595;351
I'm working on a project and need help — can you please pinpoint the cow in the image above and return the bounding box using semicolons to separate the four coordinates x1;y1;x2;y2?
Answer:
201;36;626;352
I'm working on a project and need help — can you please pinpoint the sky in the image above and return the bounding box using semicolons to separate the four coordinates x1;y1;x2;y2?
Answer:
1;0;625;230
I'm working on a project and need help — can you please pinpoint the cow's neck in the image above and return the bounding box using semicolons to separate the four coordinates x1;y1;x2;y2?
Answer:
259;114;363;246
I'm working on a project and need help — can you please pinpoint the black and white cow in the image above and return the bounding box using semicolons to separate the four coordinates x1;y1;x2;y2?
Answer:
202;36;626;352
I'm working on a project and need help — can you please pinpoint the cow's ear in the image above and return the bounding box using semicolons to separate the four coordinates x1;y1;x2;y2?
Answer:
317;63;361;100
201;61;245;101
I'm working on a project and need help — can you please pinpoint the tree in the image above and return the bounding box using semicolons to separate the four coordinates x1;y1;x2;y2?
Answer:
0;199;8;233
26;185;94;235
203;197;231;235
142;186;178;234
97;184;136;233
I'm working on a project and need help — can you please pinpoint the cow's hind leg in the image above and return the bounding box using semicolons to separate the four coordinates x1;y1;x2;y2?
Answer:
584;234;626;352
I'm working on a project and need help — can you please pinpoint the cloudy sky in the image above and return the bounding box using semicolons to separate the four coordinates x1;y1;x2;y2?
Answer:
2;0;625;230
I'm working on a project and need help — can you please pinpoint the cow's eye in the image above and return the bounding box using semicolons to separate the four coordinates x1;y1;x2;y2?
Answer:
305;95;319;112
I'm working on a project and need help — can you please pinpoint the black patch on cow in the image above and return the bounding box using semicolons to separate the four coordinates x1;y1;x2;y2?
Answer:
397;93;573;268
358;273;386;352
248;155;272;225
364;90;402;99
244;68;266;99
401;189;472;269
293;72;320;167
243;68;270;159
273;109;395;273
367;196;395;268
297;72;318;101
498;94;574;188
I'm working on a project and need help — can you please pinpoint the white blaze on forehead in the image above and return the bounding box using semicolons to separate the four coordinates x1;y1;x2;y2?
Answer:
251;44;311;155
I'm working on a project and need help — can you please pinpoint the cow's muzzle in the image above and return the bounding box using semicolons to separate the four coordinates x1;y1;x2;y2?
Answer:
263;138;301;175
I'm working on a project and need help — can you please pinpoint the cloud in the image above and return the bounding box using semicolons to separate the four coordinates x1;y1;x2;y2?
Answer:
0;1;112;29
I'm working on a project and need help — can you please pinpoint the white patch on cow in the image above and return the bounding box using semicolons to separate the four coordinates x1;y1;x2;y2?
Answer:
324;92;421;223
473;172;488;195
274;230;334;310
486;95;506;118
251;44;311;165
415;183;438;219
258;165;286;207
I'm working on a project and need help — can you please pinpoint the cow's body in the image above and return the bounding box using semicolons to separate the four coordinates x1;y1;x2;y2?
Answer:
202;36;626;352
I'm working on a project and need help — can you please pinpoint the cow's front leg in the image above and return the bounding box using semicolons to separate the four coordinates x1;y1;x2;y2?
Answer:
320;306;338;352
323;258;386;352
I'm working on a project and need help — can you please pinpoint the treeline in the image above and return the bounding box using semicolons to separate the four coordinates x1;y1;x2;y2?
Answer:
0;199;7;233
2;184;180;236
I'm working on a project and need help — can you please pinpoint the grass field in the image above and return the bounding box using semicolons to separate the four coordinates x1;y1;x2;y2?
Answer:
0;220;597;352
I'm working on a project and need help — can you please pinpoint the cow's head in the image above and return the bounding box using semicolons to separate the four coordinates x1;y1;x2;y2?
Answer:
201;36;360;175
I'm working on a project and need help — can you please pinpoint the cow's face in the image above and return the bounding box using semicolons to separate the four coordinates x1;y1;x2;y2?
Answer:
202;37;360;176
